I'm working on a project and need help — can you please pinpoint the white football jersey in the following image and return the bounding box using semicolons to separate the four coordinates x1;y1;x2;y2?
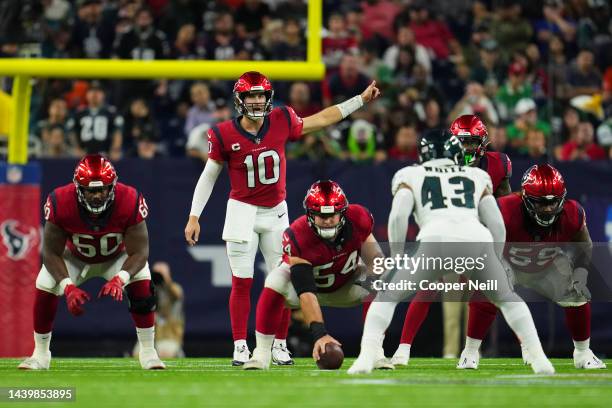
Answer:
391;158;493;238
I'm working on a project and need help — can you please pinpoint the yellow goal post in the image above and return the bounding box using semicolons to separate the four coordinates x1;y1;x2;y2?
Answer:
0;0;324;165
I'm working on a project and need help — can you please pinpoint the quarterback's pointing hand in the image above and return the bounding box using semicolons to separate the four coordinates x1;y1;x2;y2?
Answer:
360;81;381;103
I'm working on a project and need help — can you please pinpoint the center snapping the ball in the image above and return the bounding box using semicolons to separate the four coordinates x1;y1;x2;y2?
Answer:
316;343;344;370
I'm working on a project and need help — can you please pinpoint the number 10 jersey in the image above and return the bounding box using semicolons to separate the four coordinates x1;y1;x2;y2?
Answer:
207;106;304;208
391;158;493;239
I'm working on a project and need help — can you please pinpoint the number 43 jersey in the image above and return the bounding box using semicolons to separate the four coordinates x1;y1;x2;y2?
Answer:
207;107;303;208
391;158;493;239
44;183;148;263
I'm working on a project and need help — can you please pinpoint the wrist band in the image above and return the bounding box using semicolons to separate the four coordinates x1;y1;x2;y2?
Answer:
117;270;130;285
59;278;74;295
336;95;364;119
310;321;328;341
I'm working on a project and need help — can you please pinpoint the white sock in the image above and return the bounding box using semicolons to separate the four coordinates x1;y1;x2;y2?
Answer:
573;338;590;352
254;332;274;352
360;302;397;355
136;327;155;351
33;331;52;355
464;336;482;353
273;338;286;348
498;302;546;359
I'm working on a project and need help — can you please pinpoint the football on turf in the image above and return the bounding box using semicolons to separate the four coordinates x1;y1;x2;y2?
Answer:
316;343;344;370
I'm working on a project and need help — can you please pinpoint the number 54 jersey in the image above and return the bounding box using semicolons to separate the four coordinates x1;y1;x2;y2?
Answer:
44;183;148;263
391;158;493;241
207;106;303;207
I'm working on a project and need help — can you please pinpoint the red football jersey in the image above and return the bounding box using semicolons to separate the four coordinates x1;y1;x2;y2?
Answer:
207;106;304;207
478;151;512;194
44;182;148;263
282;204;374;293
499;193;585;272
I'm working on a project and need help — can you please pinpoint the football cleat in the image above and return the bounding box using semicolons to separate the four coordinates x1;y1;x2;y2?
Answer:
18;352;51;370
574;349;607;369
232;344;251;366
373;347;394;370
391;344;411;366
139;348;166;370
457;348;479;370
530;356;555;375
243;348;271;370
521;343;531;365
271;342;294;366
347;355;376;375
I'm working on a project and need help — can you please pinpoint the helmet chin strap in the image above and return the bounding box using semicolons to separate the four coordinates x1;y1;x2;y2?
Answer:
534;213;557;227
464;153;476;165
316;226;338;240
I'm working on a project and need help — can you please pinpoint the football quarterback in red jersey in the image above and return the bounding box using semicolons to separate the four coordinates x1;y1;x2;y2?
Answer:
457;164;606;370
391;114;513;365
242;181;390;370
19;155;164;370
184;72;380;365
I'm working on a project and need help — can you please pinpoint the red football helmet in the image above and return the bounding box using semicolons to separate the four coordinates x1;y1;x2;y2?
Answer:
233;71;274;119
449;114;489;165
73;154;118;214
303;180;349;240
521;164;567;227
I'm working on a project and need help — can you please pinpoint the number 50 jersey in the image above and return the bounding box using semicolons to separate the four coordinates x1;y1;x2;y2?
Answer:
391;158;493;239
207;106;303;207
44;183;148;263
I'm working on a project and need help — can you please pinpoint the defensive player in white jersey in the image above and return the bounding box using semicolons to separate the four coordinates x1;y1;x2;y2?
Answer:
348;130;554;375
184;72;380;365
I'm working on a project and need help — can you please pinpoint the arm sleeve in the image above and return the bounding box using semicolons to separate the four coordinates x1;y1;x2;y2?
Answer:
388;188;414;257
478;195;506;243
189;159;223;218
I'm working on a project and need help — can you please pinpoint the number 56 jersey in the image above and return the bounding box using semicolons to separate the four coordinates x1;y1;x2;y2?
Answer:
391;158;493;240
44;183;148;263
207;106;303;208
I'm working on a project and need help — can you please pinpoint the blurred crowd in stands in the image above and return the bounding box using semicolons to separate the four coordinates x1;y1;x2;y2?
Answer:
0;0;611;162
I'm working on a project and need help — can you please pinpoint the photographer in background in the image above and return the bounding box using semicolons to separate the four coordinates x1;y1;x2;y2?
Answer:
133;262;185;358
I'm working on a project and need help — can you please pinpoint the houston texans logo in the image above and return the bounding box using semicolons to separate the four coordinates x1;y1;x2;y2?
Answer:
1;220;38;260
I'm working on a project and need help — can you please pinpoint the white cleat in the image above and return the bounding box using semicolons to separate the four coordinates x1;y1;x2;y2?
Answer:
373;347;394;370
18;352;51;370
243;348;272;370
232;344;250;366
391;344;411;366
530;357;555;375
139;349;166;370
456;348;479;370
272;343;294;366
521;343;531;365
347;355;376;375
574;349;607;369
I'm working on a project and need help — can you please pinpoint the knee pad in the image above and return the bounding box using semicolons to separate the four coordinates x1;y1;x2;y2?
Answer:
227;241;255;278
35;268;60;295
557;301;587;308
127;280;157;314
264;267;290;297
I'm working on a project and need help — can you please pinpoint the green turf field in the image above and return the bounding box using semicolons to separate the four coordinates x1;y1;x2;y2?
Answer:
1;358;610;407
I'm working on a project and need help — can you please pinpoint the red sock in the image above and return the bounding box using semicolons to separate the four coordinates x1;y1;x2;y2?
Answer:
230;276;253;341
362;300;371;322
126;280;155;328
400;297;432;344
255;287;285;336
467;300;498;340
33;289;59;333
563;303;591;342
275;307;291;339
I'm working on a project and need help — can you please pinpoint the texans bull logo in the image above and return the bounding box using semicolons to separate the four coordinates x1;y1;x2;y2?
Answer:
1;220;39;260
